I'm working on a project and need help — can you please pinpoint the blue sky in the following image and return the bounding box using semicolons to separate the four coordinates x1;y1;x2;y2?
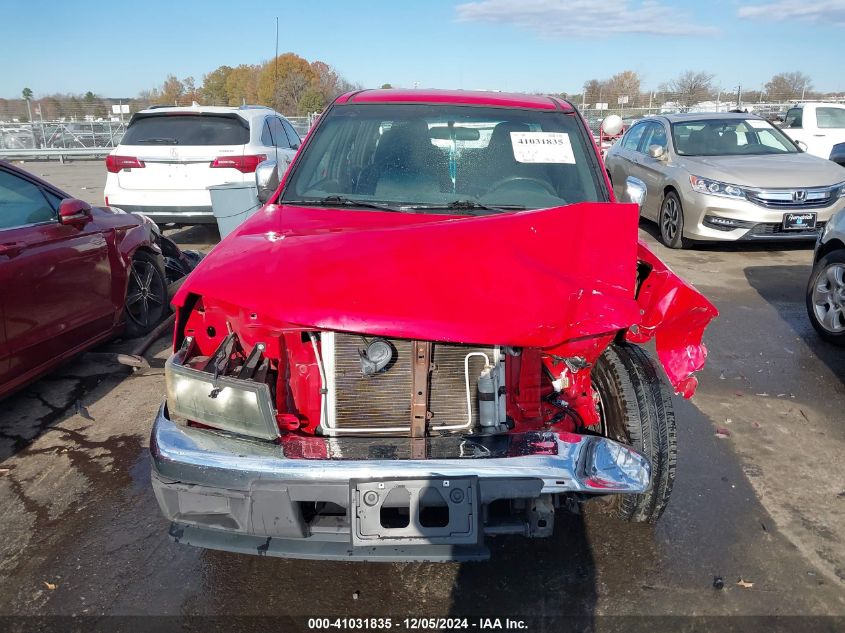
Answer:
2;0;844;98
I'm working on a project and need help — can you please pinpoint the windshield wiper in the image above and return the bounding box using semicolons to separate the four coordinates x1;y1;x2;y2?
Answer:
284;196;406;213
136;137;178;144
406;200;525;215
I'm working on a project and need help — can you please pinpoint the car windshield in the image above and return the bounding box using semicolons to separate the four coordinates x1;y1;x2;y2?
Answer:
281;103;606;212
121;114;249;146
672;118;798;156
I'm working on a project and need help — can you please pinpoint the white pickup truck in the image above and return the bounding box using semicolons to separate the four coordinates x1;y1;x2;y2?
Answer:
781;102;845;161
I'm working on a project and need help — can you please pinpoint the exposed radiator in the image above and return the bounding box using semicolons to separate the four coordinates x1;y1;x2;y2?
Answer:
322;332;498;435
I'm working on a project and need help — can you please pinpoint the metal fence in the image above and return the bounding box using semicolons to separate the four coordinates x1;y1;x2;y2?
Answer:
575;100;836;134
0;120;127;151
0;112;318;161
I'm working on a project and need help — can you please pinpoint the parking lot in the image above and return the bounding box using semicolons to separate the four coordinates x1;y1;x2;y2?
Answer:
1;160;844;624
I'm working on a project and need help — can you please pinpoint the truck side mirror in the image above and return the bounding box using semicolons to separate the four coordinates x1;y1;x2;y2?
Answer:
255;160;280;204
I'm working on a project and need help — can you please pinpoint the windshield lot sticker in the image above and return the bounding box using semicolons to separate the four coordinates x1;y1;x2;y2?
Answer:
510;132;576;164
745;119;769;129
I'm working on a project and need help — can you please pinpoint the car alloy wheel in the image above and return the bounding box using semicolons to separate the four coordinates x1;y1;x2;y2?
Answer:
126;257;165;331
811;262;845;334
661;197;680;243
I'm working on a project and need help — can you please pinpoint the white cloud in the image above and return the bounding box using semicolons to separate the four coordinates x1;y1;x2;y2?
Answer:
737;0;845;25
454;0;716;37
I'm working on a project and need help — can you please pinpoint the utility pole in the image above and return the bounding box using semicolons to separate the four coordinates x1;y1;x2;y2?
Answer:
36;105;45;149
736;84;742;109
22;88;37;149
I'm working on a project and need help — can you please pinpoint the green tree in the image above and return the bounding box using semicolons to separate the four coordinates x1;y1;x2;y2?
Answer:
22;87;33;101
299;88;325;114
381;83;393;89
202;65;233;104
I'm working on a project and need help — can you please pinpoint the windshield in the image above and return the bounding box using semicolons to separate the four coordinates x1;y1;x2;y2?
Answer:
121;114;249;146
672;118;798;156
281;103;605;212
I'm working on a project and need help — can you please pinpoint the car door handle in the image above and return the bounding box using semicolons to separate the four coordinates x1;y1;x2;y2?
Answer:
813;134;826;137
0;241;26;257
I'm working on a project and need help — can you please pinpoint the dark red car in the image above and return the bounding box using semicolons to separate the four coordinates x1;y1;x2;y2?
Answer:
0;160;179;400
151;90;717;561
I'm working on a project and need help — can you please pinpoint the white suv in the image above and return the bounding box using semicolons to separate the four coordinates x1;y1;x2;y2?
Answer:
104;104;301;225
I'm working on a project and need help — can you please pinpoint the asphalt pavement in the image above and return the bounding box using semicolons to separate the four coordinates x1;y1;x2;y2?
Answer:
0;160;843;629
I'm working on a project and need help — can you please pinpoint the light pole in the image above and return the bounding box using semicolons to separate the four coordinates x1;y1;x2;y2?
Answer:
23;90;37;149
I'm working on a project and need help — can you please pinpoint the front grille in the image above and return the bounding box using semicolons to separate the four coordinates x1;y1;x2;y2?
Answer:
745;188;836;210
743;221;825;238
329;333;495;434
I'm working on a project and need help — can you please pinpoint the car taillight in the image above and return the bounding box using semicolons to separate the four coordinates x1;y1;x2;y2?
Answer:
106;155;145;173
210;154;267;173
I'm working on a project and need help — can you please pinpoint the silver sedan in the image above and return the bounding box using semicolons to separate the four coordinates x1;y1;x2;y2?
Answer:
604;112;845;248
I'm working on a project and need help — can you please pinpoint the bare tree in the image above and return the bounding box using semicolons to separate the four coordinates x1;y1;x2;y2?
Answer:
764;72;813;101
275;71;311;114
605;70;641;107
666;70;715;109
582;79;603;106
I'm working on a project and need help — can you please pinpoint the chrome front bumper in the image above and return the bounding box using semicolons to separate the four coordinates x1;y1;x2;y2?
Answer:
683;188;845;242
150;404;650;561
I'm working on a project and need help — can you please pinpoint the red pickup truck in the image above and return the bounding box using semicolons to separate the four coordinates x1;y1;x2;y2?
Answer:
150;89;717;561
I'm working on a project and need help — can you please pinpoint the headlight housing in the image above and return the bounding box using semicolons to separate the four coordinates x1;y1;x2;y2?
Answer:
689;175;746;199
165;341;279;440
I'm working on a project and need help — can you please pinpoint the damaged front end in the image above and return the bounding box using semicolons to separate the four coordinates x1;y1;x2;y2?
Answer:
150;201;716;561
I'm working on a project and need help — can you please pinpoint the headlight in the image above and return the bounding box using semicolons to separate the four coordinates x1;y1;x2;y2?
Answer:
165;347;279;440
689;175;746;199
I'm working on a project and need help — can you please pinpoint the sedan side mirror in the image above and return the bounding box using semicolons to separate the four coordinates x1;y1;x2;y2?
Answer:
795;140;808;152
625;176;647;210
648;144;666;160
255;159;280;204
58;198;92;227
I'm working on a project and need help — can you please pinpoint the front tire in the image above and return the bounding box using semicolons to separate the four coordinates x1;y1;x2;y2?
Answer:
591;343;677;523
806;249;845;345
124;250;168;338
658;191;690;249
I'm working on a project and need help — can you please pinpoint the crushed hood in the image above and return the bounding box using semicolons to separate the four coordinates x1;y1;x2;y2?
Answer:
175;202;643;348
